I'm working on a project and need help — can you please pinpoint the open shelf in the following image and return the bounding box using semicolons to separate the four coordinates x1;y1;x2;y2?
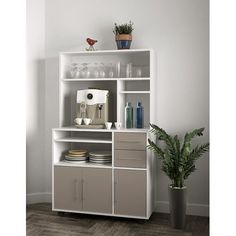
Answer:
119;91;150;94
54;137;112;143
55;161;112;168
62;77;150;82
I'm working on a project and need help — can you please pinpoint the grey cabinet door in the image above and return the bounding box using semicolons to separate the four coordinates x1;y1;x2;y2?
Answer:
114;169;146;217
54;166;83;211
83;168;112;214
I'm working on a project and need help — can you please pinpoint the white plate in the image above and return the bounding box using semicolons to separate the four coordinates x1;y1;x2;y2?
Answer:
89;160;112;163
89;151;112;157
63;160;88;164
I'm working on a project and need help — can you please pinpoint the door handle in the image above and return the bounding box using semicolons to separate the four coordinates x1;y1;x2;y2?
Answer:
81;178;84;201
114;181;117;204
74;179;79;200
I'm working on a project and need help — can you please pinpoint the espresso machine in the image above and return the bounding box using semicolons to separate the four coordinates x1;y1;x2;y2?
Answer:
76;89;109;128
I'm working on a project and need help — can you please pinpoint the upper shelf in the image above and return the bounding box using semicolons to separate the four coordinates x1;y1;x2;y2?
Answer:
54;137;112;143
60;49;153;56
61;77;151;82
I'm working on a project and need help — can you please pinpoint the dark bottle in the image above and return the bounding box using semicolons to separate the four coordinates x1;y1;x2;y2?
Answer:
136;101;144;128
125;102;133;128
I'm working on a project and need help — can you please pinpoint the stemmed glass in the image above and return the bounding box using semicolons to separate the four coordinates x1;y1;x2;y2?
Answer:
68;63;78;78
81;62;90;78
99;63;106;78
108;63;114;78
93;62;99;78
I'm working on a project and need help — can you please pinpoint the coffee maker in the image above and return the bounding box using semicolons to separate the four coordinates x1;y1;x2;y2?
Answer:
76;89;109;128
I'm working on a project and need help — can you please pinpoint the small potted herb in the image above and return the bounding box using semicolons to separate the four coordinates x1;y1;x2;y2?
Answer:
113;21;134;49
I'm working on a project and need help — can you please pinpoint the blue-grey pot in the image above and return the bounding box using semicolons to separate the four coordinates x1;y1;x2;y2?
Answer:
116;40;132;50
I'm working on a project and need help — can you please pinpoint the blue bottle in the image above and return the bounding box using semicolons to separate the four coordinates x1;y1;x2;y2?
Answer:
136;101;144;128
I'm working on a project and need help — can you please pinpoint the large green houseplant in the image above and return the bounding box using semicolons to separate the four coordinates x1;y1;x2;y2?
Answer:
148;124;209;229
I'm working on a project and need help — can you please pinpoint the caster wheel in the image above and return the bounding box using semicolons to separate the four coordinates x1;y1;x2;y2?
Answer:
57;212;65;216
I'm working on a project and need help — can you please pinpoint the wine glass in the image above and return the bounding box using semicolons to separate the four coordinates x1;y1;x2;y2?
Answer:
93;62;99;78
108;63;114;78
81;62;89;78
68;63;78;78
99;63;106;78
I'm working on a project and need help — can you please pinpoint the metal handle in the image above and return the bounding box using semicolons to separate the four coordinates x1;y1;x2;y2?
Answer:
118;140;140;143
117;157;142;160
81;179;84;201
114;181;117;204
74;179;79;200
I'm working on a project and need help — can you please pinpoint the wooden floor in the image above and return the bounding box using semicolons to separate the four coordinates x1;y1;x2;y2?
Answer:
27;203;209;236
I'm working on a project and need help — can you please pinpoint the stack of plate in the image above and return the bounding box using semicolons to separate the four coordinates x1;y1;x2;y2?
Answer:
64;149;88;163
89;151;112;164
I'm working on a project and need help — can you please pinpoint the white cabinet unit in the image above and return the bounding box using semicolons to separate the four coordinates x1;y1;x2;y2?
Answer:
52;49;155;219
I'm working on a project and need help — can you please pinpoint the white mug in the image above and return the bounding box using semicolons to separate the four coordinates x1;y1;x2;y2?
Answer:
105;122;112;130
114;122;122;129
83;118;92;125
74;118;82;125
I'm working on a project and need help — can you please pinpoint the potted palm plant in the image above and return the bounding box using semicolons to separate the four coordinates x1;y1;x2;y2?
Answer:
113;21;134;49
148;124;209;229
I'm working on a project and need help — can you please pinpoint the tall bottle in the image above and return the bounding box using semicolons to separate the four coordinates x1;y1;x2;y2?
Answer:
136;101;144;128
125;102;133;128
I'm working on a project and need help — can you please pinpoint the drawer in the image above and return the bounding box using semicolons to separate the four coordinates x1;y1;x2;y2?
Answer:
114;132;146;150
114;150;146;168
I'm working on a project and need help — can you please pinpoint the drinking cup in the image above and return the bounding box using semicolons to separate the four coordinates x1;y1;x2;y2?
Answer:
74;118;83;125
114;122;122;129
83;118;92;125
105;122;112;129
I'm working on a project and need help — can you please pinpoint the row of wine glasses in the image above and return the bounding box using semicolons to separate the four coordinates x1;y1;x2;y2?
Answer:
67;62;118;79
67;62;143;79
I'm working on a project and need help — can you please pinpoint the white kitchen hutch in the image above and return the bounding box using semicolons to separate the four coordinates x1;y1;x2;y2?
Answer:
52;49;155;219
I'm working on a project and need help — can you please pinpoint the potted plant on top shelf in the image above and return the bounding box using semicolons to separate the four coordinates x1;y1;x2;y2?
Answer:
148;124;209;229
113;21;134;50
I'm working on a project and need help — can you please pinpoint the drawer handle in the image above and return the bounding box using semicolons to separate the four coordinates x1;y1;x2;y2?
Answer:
117;157;143;161
117;140;141;143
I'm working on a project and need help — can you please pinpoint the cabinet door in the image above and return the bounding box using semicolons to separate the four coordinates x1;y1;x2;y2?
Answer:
54;166;82;211
83;168;112;214
114;169;146;217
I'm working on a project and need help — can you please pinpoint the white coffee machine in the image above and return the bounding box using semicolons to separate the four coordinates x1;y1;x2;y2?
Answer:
76;89;109;128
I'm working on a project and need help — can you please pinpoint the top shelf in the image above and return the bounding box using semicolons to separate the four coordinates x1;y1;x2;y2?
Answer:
60;49;153;56
61;77;151;82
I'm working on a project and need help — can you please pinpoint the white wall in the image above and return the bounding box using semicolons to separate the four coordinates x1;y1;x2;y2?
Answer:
27;0;209;216
26;0;50;203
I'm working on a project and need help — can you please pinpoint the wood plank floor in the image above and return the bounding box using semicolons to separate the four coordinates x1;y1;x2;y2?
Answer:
27;203;209;236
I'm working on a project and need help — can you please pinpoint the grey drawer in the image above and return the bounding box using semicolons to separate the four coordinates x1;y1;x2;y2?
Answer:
114;132;146;150
114;150;146;168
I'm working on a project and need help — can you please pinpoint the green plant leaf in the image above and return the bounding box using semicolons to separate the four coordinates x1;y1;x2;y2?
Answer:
148;124;209;187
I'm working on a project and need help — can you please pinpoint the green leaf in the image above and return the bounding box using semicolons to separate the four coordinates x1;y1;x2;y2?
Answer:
148;124;209;187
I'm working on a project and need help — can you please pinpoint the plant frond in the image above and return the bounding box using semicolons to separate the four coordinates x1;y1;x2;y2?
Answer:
147;139;165;159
